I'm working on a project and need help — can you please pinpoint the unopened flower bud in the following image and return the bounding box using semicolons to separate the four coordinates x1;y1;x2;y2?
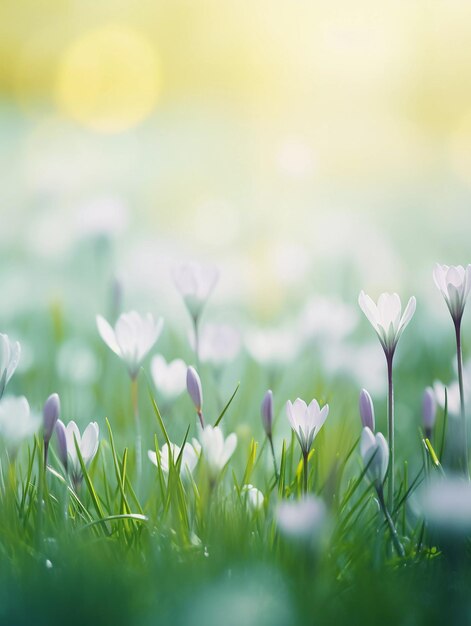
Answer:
261;390;273;437
55;419;68;470
186;366;203;411
43;393;60;444
423;387;437;439
359;389;375;431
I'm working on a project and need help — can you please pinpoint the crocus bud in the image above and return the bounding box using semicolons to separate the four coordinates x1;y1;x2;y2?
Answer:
55;419;68;470
360;427;389;486
359;389;375;431
43;393;60;444
186;366;203;411
261;390;273;437
423;387;437;439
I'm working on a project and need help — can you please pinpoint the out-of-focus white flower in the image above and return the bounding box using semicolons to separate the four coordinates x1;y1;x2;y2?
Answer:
358;291;416;358
56;339;99;385
148;441;200;476
360;427;389;486
74;195;129;238
286;398;329;457
151;355;187;399
96;311;163;379
0;395;39;451
191;323;241;365
275;496;327;540
422;387;437;439
0;334;21;398
56;420;99;484
172;261;219;321
245;327;300;365
299;296;357;342
417;476;471;536
198;425;237;477
433;380;462;417
242;484;264;511
322;342;385;394
433;264;471;324
261;390;273;438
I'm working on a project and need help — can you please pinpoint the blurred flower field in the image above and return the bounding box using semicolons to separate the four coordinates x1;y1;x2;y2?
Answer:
2;1;471;625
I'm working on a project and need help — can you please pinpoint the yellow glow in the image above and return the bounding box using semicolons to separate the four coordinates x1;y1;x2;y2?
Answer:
55;25;160;133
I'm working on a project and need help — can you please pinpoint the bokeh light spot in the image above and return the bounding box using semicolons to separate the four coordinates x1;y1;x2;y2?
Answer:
55;25;161;133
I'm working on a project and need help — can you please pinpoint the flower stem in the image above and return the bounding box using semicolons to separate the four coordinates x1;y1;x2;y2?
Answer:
302;451;308;494
269;436;279;481
131;376;142;482
455;320;469;476
193;316;200;368
386;353;395;512
377;485;405;558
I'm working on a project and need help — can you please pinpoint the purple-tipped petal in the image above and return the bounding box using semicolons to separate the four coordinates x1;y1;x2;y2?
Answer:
261;390;273;436
43;393;60;444
55;419;68;470
186;366;203;411
359;389;375;431
423;387;437;437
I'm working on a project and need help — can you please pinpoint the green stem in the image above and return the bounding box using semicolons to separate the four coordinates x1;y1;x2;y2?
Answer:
131;376;142;483
386;353;395;512
193;316;200;368
455;320;469;476
302;451;308;494
377;485;405;558
269;436;279;481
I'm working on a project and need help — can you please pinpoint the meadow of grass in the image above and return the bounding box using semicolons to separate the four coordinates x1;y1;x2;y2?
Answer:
0;255;470;626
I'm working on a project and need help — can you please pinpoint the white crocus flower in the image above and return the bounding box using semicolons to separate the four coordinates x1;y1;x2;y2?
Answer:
96;311;163;379
433;264;471;324
151;355;187;399
286;398;329;458
241;484;264;511
192;323;241;365
0;334;21;398
358;291;416;359
276;496;327;541
59;420;99;485
148;441;200;477
0;395;39;453
198;425;237;478
172;261;219;321
360;427;389;486
417;477;471;536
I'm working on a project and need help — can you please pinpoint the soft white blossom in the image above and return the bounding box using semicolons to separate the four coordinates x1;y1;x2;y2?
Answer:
198;425;237;477
172;261;219;321
192;323;241;365
358;291;416;357
417;477;471;536
245;327;300;365
241;484;264;511
433;264;471;323
56;420;99;484
0;395;39;452
276;496;327;540
148;441;200;476
96;311;163;379
360;427;389;486
285;398;329;457
151;355;187;399
0;334;21;398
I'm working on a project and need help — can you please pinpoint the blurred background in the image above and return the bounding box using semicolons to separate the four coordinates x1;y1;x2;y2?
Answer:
1;0;471;457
